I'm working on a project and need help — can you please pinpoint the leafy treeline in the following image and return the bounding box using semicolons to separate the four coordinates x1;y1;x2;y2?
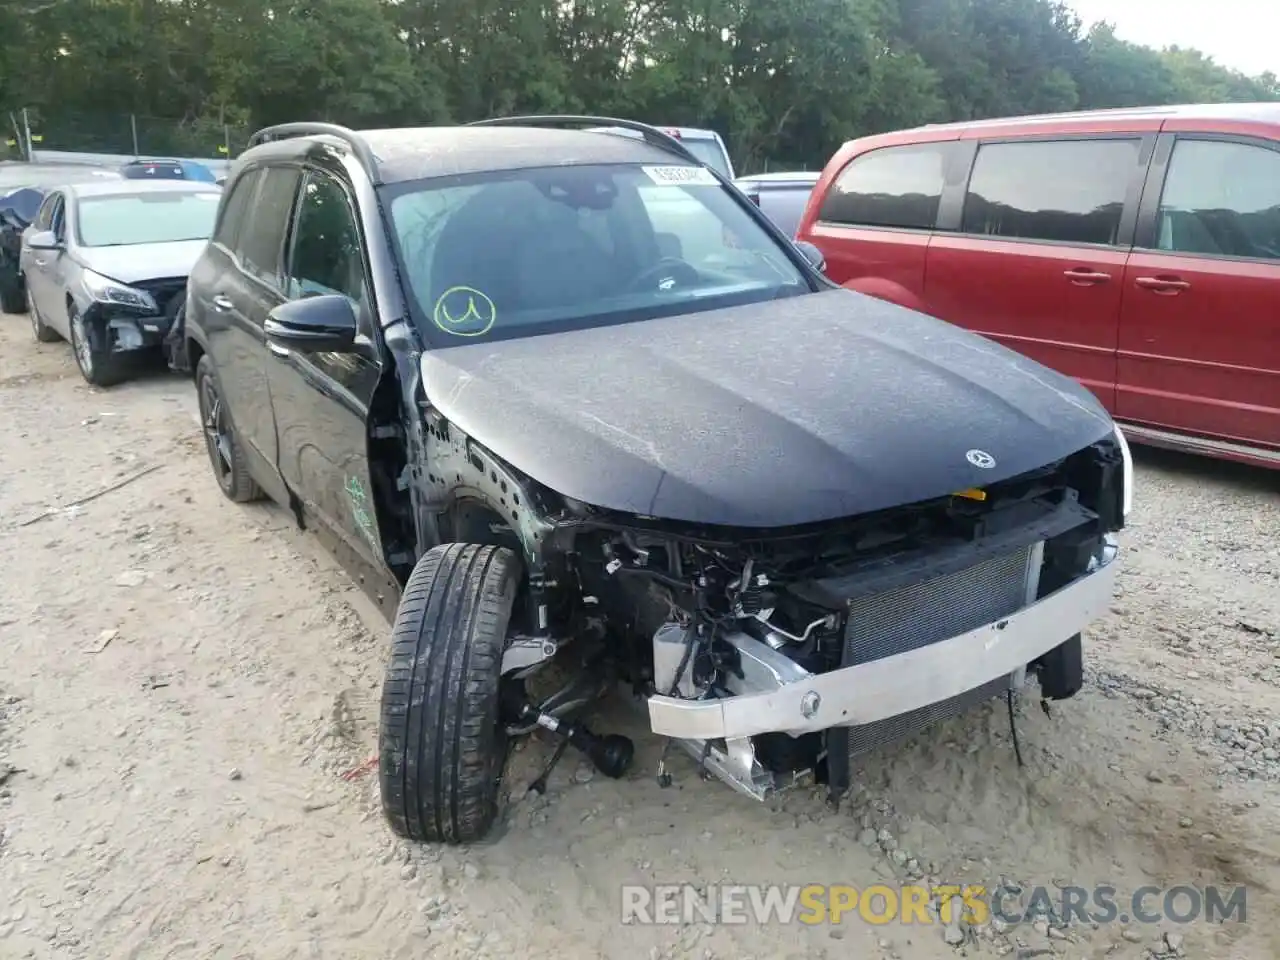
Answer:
2;0;1277;170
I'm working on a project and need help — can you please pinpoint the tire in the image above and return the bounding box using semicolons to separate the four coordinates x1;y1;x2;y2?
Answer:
380;543;520;844
195;353;262;502
68;302;127;386
1034;633;1084;701
27;286;59;342
1;270;25;314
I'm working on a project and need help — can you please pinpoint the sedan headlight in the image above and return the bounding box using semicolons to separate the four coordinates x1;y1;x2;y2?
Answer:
1113;424;1133;519
82;269;157;312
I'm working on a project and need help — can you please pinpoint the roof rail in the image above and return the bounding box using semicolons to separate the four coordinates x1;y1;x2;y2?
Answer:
245;122;380;183
466;115;703;168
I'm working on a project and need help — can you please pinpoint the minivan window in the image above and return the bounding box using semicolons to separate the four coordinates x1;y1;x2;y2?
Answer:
236;166;301;288
214;169;260;249
961;138;1140;246
818;143;952;230
387;163;809;344
1155;139;1280;261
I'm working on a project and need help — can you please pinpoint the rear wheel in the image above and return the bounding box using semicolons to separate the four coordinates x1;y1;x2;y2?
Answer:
1;268;25;314
379;543;520;844
28;286;59;342
195;353;261;502
69;303;127;386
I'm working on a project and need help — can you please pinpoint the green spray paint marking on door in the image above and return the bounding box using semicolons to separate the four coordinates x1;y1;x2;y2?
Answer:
344;474;377;547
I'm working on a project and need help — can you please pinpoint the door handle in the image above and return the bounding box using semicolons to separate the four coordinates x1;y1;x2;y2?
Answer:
267;340;290;359
32;258;46;267
1135;276;1190;294
211;294;233;312
1063;268;1111;285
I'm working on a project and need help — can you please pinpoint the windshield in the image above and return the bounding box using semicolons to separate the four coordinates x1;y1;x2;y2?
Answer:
680;138;732;179
386;163;810;344
75;191;220;247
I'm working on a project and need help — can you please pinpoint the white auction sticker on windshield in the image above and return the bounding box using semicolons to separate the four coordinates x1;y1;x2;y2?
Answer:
641;165;719;186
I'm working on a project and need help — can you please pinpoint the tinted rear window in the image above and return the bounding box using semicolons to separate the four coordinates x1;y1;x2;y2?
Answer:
818;143;952;230
961;139;1141;246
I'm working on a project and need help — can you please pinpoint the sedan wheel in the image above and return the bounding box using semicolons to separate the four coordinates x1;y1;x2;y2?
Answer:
67;304;126;387
28;287;60;343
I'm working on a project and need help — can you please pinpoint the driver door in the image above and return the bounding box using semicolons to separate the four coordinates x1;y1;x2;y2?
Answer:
264;169;388;584
22;192;63;323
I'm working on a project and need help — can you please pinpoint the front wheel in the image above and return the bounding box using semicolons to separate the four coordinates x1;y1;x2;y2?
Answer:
380;543;521;844
68;303;127;386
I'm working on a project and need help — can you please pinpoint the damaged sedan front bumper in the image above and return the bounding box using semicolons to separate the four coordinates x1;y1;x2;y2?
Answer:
647;535;1119;743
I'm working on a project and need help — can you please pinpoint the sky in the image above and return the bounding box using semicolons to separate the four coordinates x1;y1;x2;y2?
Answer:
1066;0;1279;78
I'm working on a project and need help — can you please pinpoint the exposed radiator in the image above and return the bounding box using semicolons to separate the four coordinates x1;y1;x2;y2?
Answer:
832;542;1042;764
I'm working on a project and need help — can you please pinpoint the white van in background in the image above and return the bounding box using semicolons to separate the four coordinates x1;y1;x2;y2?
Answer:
590;124;735;180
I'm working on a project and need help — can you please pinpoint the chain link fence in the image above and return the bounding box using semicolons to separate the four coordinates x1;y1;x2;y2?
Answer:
3;108;251;164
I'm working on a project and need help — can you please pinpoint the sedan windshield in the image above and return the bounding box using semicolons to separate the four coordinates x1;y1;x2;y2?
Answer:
75;191;220;247
386;163;812;344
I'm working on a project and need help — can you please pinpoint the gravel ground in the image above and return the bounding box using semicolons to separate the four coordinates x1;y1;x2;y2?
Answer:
0;310;1278;960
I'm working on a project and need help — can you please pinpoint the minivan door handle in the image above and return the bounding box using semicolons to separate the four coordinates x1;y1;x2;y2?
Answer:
1134;276;1191;294
211;294;233;312
1063;268;1112;285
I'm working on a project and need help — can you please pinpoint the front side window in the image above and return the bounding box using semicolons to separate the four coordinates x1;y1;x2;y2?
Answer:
32;192;59;231
75;190;220;247
818;142;953;230
961;138;1141;246
387;163;810;344
1154;139;1280;261
286;172;368;309
236;166;301;289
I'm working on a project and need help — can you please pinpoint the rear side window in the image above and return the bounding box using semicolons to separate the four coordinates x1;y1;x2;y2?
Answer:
213;170;259;248
235;166;301;289
1155;139;1280;261
818;143;952;230
961;139;1140;246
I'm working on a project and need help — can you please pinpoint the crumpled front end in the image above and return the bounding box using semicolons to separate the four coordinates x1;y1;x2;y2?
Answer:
79;276;187;356
613;430;1130;801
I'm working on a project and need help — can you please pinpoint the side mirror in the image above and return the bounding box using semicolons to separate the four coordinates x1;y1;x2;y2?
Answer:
793;240;826;274
263;294;359;355
26;230;61;251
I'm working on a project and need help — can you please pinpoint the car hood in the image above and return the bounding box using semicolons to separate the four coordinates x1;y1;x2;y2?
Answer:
76;239;209;285
419;288;1115;528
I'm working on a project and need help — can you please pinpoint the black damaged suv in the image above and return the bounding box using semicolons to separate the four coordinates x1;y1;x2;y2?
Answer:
185;117;1132;845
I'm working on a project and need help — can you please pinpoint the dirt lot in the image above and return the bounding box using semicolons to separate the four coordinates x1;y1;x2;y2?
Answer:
0;311;1278;960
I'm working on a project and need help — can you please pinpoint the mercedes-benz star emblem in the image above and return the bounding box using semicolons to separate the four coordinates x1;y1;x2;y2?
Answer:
966;449;997;469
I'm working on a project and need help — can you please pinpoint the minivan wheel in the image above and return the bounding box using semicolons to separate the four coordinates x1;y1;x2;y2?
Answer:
1033;633;1084;701
28;286;59;342
380;543;520;844
195;353;261;502
68;304;127;386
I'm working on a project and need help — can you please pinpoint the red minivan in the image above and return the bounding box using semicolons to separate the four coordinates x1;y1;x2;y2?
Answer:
796;103;1280;470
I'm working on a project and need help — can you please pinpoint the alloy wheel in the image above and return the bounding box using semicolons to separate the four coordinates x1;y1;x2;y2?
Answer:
70;309;94;378
199;376;233;485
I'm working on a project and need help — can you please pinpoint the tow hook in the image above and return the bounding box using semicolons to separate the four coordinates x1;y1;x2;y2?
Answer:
515;703;635;795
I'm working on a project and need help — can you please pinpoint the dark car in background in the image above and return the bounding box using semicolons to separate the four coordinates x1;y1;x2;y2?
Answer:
20;179;220;385
0;162;123;312
184;117;1128;846
120;157;219;183
734;171;820;238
